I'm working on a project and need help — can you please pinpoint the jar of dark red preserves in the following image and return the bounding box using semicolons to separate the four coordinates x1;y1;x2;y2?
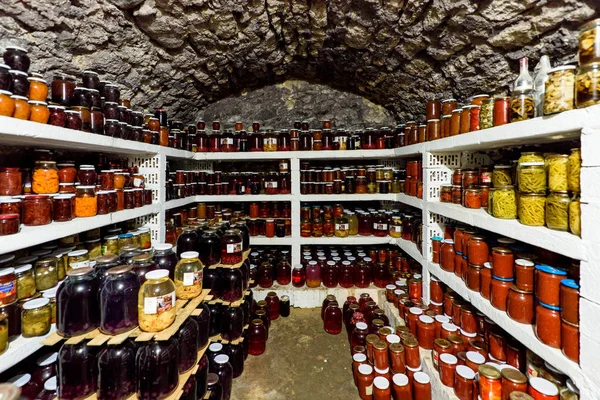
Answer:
56;267;99;337
22;195;52;226
99;265;140;335
221;229;242;265
57;341;97;400
0;167;22;196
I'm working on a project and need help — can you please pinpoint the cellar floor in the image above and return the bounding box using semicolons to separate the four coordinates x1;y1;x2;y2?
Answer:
231;308;357;400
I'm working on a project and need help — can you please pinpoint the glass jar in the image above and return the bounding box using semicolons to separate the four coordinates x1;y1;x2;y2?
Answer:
493;185;517;219
58;342;97;400
480;98;494;129
153;243;179;280
0;268;17;305
34;257;59;291
221;268;243;303
74;186;97;217
547;154;569;192
546;191;570;231
221;229;242;265
576;61;600;108
21;298;51;337
213;354;233;400
22;195;52;226
544;66;576;115
220;306;243;342
518;162;546;194
177;318;199;373
97;341;136;400
57;267;99;337
479;365;502;400
67;249;90;270
32;161;59;194
138;269;176;332
99;265;140;335
14;264;36;300
0;167;22;196
130;253;158;284
174;251;203;300
137;340;179;400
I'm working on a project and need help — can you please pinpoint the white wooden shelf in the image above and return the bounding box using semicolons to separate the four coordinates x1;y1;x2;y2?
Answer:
194;194;294;202
299;194;398;202
0;325;56;374
396;194;423;210
164;198;196;211
427;202;585;260
0;204;160;255
392;238;426;266
249;237;291;245
298;236;395;246
426;261;586;393
196;149;396;161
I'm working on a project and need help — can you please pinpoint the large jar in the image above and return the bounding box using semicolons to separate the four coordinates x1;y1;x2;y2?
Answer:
130;254;158;284
546;191;570;231
220;306;244;342
221;268;243;303
221;229;242;265
176;227;198;258
518;162;546;194
213;354;233;400
177;318;199;373
58;342;97;400
544;66;576;115
97;341;136;400
56;267;99;337
138;269;176;332
99;265;140;335
152;243;178;280
199;230;221;266
576;62;600;108
136;339;180;400
579;19;600;65
174;251;204;300
32;161;59;194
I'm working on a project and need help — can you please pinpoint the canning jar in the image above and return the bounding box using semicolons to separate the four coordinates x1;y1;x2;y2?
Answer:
97;341;136;400
22;298;51;337
99;265;140;335
479;365;502;400
177;318;199;373
137;340;179;400
544;66;576;115
490;276;513;311
152;243;177;280
492;185;517;219
57;267;99;337
578;19;600;64
560;279;579;325
32;161;59;194
501;369;528;400
34;257;59;291
440;239;456;272
22;195;52;226
518;162;546;194
57;342;97;400
528;377;559;400
518;193;546;226
568;148;581;193
221;229;242;265
535;302;562;348
174;251;203;300
0;213;19;236
15;264;36;300
510;90;535;122
3;46;30;71
0;167;21;196
74;186;97;217
0;268;17;305
535;265;567;306
138;269;176;332
546;191;570;231
507;285;534;324
576;62;600;108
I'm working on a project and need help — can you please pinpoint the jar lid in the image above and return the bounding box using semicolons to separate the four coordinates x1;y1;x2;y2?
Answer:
418;315;434;324
534;264;567;275
14;264;33;273
373;376;389;390
352;353;366;362
442;239;454;244
23;195;50;200
209;343;223;352
107;265;133;275
42;287;58;299
68;249;88;257
8;373;31;387
548;65;576;73
118;234;133;239
519;161;545;167
560;278;579;289
529;377;559;396
0;89;12;96
66;267;93;277
44;376;57;391
479;364;501;379
22;297;49;310
0;267;15;277
515;259;534;267
215;354;230;364
181;251;198;259
355;322;368;330
9;69;28;76
440;353;458;365
538;301;561;311
145;269;169;280
501;368;527;384
36;352;58;367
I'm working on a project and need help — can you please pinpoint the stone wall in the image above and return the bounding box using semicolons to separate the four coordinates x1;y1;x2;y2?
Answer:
201;79;396;130
0;0;597;122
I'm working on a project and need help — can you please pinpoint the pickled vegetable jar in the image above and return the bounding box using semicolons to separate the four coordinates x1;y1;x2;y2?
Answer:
15;264;36;300
174;251;203;300
138;269;176;332
75;186;97;218
21;297;51;337
544;66;576;115
34;257;59;291
32;161;59;194
22;195;52;226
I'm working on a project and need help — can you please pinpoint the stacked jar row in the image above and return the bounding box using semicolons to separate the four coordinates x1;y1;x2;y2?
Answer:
345;294;432;400
299;162;407;195
433;224;580;363
244;248;291;288
174;220;247;266
426;279;578;400
287;245;421;290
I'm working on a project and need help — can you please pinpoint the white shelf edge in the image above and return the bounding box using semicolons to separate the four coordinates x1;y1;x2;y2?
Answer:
194;195;294;202
298;236;395;245
0;204;160;255
164;198;197;211
427;201;586;261
393;238;426;267
299;194;398;202
0;325;56;374
425;261;589;393
195;149;397;161
249;237;291;245
396;194;423;210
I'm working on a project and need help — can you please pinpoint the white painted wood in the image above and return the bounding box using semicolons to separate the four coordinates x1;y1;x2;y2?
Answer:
196;149;397;161
0;325;56;374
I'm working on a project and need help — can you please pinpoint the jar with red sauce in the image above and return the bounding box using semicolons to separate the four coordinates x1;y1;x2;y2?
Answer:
453;365;475;400
501;369;528;400
0;198;20;216
22;195;52;226
527;377;559;400
357;364;374;400
413;372;432;400
535;265;567;306
465;264;482;292
0;268;17;305
493;96;510;126
465;351;484;372
490;276;513;311
492;247;514;279
561;319;579;363
515;259;535;291
404;338;420;369
430;276;444;303
0;167;22;196
459;306;477;334
443;291;456;318
507;285;534;324
479;365;502;400
466;235;488;266
440;239;456;272
221;229;242;265
440;353;458;387
560;279;579;324
441;322;458;340
417;315;435;350
480;262;493;299
535;302;561;348
432;338;452;371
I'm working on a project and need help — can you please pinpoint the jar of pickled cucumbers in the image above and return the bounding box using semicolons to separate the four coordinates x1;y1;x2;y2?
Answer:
15;264;36;300
21;298;51;337
34;257;59;291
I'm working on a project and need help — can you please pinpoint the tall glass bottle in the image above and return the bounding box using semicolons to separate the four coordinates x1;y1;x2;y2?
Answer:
533;55;551;117
513;57;533;92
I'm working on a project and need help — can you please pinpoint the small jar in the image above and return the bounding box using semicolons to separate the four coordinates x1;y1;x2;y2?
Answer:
454;365;475;400
0;268;17;305
0;213;19;236
507;285;534;324
518;193;546;226
544;66;576;115
493;96;510;126
75;186;97;217
546;191;570;231
535;265;567;306
21;298;51;337
34;257;59;291
528;377;559;400
515;259;535;291
560;279;579;325
22;195;52;226
535;302;562;348
32;160;59;194
439;353;458;387
479;365;502;400
493;185;517;219
490;247;514;278
490;276;513;311
561;319;579;363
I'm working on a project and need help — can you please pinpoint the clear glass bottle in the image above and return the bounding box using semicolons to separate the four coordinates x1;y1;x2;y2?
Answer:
174;251;203;300
138;269;176;332
533;55;551;117
513;57;533;93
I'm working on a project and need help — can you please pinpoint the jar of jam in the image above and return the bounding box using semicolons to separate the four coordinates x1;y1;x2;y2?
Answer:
22;195;52;226
0;167;22;196
507;285;534;324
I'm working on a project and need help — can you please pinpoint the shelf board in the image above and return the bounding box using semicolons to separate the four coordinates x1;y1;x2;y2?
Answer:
298;236;395;245
392;238;426;266
0;204;160;255
299;194;398;202
164;198;197;211
426;261;585;391
427;202;585;261
0;325;57;374
196;149;396;161
396;194;423;210
193;195;294;202
249;237;291;245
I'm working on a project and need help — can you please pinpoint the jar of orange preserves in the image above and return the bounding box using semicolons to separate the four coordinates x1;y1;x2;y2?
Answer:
75;186;97;218
32;161;59;194
478;365;502;400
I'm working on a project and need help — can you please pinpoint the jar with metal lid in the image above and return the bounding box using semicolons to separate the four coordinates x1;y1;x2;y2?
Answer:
34;257;58;291
576;62;600;108
32;160;59;194
22;297;51;337
138;269;176;332
130;253;157;283
518;162;546;194
15;264;36;300
493;185;517;219
544;66;576;115
174;251;203;300
56;267;99;337
546;192;570;231
58;341;97;400
510;90;535;122
99;265;140;334
0;267;17;304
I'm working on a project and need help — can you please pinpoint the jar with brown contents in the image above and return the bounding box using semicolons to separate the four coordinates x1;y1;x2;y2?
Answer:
544;66;576;115
576;62;600;108
510;90;535;122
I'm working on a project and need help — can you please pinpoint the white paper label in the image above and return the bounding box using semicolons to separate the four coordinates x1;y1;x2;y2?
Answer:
70;260;90;269
373;223;388;230
265;181;278;188
335;223;349;231
265;138;278;145
365;384;373;396
221;138;234;145
239;185;245;192
279;162;288;171
144;291;175;314
133;178;144;188
227;242;242;254
393;225;402;232
183;272;194;286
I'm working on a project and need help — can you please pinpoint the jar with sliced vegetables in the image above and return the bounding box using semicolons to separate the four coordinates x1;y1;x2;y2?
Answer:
578;18;600;65
568;148;581;192
493;165;512;187
569;193;581;237
34;257;59;291
544;66;576;115
22;298;51;337
493;185;517;219
518;162;546;194
518;194;546;227
510;90;535;122
15;264;36;300
546;191;570;231
138;269;176;332
576;62;600;108
546;154;569;192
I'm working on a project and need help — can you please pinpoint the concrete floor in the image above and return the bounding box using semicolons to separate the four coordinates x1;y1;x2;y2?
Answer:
231;308;358;400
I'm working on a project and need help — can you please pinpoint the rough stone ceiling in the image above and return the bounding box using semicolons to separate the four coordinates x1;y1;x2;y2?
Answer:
0;0;598;122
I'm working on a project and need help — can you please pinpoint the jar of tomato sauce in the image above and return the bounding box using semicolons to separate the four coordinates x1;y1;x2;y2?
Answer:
507;285;534;324
454;365;475;400
479;365;502;400
466;235;488;266
559;279;579;325
491;276;513;311
561;319;579;363
515;259;535;291
535;303;561;348
492;247;514;278
417;315;435;350
440;239;456;272
535;265;567;307
480;262;493;300
528;377;559;400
